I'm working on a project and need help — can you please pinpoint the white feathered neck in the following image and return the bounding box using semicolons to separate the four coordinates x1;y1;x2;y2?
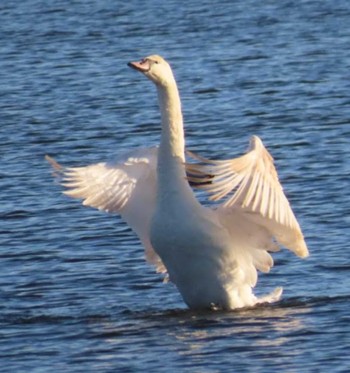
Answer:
157;79;185;162
154;76;197;209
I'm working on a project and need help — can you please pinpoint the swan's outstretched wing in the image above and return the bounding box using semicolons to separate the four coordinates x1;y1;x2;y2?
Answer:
46;147;166;274
186;135;308;259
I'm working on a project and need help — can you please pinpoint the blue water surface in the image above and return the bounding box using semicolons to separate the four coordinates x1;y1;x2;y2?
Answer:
1;0;350;372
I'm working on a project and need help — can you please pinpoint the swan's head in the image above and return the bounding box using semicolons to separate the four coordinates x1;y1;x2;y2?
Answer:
128;55;175;87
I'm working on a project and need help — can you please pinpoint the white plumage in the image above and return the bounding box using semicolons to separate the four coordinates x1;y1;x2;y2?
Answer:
47;55;308;310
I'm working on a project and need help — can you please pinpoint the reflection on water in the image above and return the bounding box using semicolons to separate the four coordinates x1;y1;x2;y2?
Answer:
78;302;312;372
170;303;310;355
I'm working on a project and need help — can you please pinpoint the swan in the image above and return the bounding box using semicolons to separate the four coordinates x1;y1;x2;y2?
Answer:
47;55;308;310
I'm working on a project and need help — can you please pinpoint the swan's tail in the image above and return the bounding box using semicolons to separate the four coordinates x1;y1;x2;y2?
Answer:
256;287;283;305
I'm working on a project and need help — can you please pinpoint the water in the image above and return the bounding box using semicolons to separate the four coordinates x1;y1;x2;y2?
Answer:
1;0;350;371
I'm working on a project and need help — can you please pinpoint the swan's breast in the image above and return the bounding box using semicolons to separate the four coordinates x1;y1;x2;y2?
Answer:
150;204;234;302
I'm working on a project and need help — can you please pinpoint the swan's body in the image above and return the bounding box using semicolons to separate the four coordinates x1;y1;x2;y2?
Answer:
47;55;308;310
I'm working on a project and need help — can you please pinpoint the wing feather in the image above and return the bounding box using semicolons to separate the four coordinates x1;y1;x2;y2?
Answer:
46;148;167;274
186;136;308;258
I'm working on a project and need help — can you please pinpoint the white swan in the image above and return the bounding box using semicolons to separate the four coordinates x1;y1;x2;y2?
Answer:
47;55;308;310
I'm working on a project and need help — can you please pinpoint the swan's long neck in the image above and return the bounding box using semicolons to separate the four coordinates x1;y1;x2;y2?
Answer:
157;81;185;161
155;80;190;203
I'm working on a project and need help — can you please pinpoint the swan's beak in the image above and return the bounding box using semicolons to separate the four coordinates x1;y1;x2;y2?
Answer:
128;59;151;73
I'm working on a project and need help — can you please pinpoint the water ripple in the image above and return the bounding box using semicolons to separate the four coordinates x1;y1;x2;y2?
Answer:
1;0;350;371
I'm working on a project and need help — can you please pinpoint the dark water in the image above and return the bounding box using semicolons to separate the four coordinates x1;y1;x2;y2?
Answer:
1;0;350;371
